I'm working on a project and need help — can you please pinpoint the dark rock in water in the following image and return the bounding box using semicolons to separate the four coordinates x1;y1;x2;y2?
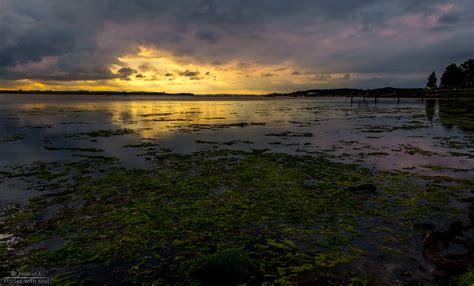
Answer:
423;217;474;277
423;231;449;251
347;184;377;193
448;220;464;237
421;199;474;277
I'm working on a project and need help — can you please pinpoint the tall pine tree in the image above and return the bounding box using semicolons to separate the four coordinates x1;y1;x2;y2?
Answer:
426;71;437;88
461;59;474;87
440;64;464;88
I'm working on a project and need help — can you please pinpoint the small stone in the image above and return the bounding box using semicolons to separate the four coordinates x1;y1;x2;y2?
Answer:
0;233;13;241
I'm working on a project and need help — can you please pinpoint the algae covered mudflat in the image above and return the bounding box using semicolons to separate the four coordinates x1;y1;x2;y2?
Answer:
0;95;474;284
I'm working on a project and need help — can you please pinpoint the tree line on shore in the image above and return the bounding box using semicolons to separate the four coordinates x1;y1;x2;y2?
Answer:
427;59;474;89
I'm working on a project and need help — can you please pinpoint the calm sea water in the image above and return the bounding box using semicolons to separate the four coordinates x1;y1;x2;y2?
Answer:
0;94;473;176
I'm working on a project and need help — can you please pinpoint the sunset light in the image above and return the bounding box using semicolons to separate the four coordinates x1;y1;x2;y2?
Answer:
1;1;473;285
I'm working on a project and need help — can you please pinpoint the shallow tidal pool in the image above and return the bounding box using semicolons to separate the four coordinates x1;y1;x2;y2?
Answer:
0;94;473;285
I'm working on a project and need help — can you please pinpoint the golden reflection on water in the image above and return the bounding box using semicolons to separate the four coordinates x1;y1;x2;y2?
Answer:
16;99;278;139
7;97;474;176
107;101;244;138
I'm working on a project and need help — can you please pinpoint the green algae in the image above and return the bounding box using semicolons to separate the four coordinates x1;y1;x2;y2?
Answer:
186;122;266;131
0;134;25;142
366;151;389;156
66;128;136;138
122;142;158;148
458;269;474;285
195;140;254;146
265;131;313;137
314;248;361;268
402;145;441;156
0;150;472;284
420;165;471;173
44;146;104;153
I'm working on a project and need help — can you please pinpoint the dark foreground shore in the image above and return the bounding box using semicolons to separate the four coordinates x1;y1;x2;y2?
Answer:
1;148;473;285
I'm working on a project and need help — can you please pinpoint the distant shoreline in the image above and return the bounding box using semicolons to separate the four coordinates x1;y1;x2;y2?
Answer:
0;87;473;99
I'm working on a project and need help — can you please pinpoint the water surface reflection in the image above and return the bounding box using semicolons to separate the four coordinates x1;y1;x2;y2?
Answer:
0;94;473;178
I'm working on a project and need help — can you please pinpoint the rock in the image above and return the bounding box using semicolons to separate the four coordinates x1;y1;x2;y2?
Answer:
423;218;474;278
423;231;448;250
448;220;464;237
347;184;377;193
6;236;20;247
0;233;13;242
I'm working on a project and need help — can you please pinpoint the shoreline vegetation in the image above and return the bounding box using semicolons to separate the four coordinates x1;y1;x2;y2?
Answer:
0;87;473;98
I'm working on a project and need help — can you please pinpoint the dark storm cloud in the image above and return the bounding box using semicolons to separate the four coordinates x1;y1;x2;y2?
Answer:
179;70;202;80
0;0;473;88
179;70;200;77
116;67;138;80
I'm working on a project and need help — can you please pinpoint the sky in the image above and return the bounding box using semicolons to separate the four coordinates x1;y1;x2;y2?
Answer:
0;0;473;94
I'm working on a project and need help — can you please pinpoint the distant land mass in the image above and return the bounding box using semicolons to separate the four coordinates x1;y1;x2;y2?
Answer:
0;87;473;98
0;90;195;96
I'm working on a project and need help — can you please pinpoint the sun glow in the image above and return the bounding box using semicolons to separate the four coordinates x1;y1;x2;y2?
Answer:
109;46;308;94
3;46;351;94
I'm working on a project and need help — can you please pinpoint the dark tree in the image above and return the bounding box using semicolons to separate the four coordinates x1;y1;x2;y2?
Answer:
461;59;474;87
426;71;437;88
440;63;464;88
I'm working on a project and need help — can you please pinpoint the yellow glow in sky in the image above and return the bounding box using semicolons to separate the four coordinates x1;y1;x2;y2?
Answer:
3;46;354;94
